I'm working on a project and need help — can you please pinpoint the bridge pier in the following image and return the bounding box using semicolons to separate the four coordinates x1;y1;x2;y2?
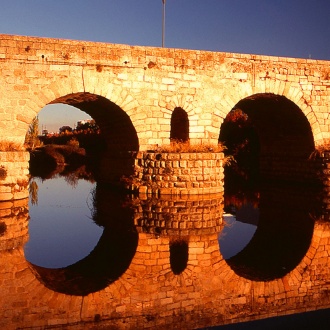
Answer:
0;151;29;201
133;151;225;196
95;150;225;196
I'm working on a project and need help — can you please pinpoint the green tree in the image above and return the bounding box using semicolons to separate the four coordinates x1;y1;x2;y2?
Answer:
59;125;73;134
25;116;41;150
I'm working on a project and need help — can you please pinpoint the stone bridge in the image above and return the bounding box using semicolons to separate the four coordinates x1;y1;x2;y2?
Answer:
1;34;330;199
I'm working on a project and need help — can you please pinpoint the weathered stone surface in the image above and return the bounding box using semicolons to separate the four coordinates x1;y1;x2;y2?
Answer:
134;152;224;195
0;34;330;149
0;152;29;201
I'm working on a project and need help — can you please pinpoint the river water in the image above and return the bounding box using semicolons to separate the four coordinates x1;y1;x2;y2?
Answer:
25;177;102;268
1;171;330;329
25;177;257;269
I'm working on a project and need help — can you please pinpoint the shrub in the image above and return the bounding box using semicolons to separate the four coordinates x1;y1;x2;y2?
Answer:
155;141;224;153
309;139;330;160
67;137;80;148
25;116;42;150
0;140;24;151
0;165;7;180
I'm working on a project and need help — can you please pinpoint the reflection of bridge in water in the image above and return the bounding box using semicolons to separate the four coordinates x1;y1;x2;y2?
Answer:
0;184;330;329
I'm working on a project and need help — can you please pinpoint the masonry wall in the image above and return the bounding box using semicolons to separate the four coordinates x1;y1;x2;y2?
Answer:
133;193;223;236
0;151;29;201
1;35;330;199
0;34;330;150
134;151;224;195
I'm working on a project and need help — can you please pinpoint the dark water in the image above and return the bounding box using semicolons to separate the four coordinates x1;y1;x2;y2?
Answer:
205;307;330;330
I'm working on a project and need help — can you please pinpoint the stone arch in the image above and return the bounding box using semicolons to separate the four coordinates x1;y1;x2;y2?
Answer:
48;92;139;152
214;81;322;147
219;92;320;184
18;76;143;151
163;95;208;144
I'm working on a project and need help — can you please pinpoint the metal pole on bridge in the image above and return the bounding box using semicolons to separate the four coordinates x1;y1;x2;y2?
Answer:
162;0;166;47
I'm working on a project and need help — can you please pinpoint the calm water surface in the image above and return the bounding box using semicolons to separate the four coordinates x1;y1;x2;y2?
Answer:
25;176;256;267
18;175;330;329
25;177;102;268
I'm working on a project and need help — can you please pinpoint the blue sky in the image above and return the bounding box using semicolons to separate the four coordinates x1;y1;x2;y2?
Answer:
1;0;330;132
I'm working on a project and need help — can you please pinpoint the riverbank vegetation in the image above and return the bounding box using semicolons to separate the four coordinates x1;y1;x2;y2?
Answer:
156;140;225;153
26;118;105;179
0;140;24;151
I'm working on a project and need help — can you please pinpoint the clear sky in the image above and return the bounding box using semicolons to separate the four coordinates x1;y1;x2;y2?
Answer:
1;0;330;132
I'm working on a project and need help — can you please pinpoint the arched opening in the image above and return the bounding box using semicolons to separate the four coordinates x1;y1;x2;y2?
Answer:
28;92;139;185
170;107;189;142
218;93;320;280
170;238;189;275
220;93;316;186
24;92;140;294
49;92;139;153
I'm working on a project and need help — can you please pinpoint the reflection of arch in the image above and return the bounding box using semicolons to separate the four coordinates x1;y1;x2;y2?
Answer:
28;222;138;296
27;184;139;296
170;107;189;142
222;184;318;281
170;238;189;275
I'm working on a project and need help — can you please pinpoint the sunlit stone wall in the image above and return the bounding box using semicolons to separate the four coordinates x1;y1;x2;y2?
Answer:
1;34;330;197
134;151;224;195
133;194;223;235
0;198;29;251
1;34;330;149
0;151;29;201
